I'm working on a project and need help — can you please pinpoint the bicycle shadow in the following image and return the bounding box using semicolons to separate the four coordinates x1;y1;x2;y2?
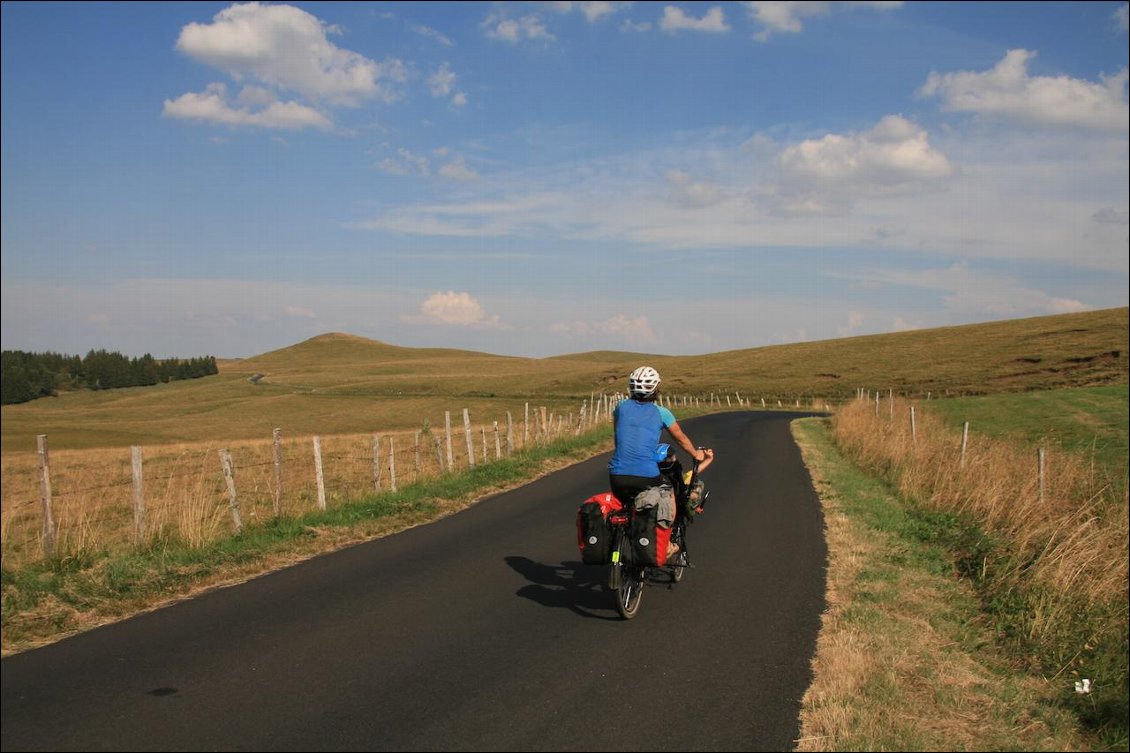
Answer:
504;556;620;620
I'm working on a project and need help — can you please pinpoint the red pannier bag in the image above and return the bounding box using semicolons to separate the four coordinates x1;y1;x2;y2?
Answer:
576;492;623;565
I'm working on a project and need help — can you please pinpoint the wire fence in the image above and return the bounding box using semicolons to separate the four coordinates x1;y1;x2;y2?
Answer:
3;392;824;567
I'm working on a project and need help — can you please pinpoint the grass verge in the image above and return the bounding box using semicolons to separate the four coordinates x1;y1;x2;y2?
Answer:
792;417;1098;752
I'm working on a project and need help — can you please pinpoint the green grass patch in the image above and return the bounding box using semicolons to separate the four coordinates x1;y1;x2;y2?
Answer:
930;384;1129;478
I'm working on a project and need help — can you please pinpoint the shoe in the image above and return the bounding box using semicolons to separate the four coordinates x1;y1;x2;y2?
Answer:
665;541;680;561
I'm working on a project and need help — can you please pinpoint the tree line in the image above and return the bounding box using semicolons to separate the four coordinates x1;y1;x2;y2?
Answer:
1;349;219;405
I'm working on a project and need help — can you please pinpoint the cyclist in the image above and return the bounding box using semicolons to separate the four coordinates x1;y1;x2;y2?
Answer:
608;366;714;558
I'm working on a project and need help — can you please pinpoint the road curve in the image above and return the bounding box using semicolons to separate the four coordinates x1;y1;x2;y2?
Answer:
1;411;827;752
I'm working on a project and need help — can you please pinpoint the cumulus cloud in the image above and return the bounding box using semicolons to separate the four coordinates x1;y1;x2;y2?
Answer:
1116;3;1128;33
920;49;1130;133
660;5;730;33
166;2;406;129
742;1;902;41
772;114;952;212
402;291;503;328
482;11;555;42
163;83;332;130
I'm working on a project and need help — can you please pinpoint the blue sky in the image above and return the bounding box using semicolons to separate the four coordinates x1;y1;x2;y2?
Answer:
2;1;1127;359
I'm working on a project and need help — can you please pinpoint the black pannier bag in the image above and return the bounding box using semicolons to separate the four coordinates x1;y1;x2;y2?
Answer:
576;492;623;564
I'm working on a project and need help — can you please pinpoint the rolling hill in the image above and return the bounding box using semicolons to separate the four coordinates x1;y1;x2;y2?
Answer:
1;307;1126;452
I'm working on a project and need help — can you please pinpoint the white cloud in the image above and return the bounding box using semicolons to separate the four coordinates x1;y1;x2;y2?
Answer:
403;291;503;328
659;6;730;34
742;1;902;41
427;63;467;108
439;157;479;182
920;49;1130;133
428;63;456;97
773;115;952;212
174;3;406;107
163;83;332;130
482;11;555;43
1115;4;1128;33
283;305;316;318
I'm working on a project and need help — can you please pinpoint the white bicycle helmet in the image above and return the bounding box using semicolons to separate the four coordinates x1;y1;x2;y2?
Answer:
628;366;661;398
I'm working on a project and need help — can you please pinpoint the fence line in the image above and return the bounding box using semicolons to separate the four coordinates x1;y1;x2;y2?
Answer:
3;392;830;565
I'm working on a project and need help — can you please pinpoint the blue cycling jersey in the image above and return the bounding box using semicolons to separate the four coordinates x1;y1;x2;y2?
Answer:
608;399;677;477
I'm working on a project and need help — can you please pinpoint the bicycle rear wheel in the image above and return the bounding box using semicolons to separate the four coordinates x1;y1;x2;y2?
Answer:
616;565;645;619
670;550;688;583
614;537;644;619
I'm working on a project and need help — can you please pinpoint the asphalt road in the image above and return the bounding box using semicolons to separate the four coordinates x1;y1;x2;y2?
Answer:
1;411;827;752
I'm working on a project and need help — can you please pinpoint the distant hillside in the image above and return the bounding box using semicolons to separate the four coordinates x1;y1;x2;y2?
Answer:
1;308;1125;451
649;307;1128;398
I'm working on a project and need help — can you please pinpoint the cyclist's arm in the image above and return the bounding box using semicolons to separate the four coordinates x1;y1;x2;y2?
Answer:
665;419;707;464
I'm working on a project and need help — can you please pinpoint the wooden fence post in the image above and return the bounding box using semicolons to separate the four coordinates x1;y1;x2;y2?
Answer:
1038;447;1045;505
312;437;326;511
960;421;970;468
388;437;397;493
131;445;146;544
219;449;243;532
480;425;488;463
36;435;56;558
272;428;283;516
910;406;917;442
434;435;445;474
493;421;501;459
445;411;454;470
507;411;514;456
524;403;530;449
414;432;421;481
463;408;475;468
372;435;382;493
